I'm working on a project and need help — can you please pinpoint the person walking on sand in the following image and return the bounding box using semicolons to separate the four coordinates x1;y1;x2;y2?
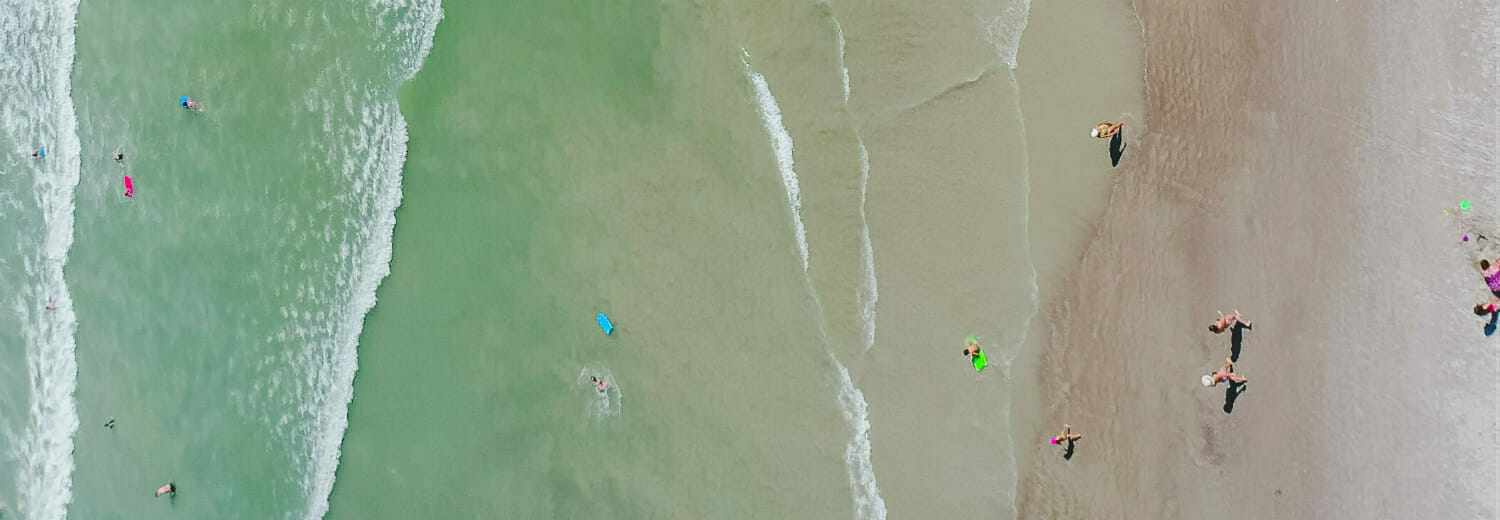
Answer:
155;482;175;498
1202;358;1247;387
1481;259;1500;295
1208;310;1252;334
1049;424;1082;446
591;376;608;393
1091;121;1123;139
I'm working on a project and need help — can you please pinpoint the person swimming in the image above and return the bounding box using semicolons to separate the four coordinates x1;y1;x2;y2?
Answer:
1208;310;1251;334
112;148;124;161
155;482;175;498
104;417;115;429
591;376;608;393
1202;357;1248;387
46;298;56;311
962;338;981;359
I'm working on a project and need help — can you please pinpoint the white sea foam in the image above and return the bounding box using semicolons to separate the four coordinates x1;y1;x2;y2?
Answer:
0;0;84;518
576;367;623;419
986;0;1032;70
831;357;886;520
742;50;811;273
743;46;885;520
854;139;878;352
295;2;442;519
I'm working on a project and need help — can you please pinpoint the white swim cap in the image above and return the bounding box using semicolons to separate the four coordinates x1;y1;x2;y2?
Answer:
1201;374;1215;387
1090;128;1100;138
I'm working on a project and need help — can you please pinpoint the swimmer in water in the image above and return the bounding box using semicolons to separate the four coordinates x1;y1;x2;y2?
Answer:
104;417;115;429
1091;121;1123;139
591;376;608;393
46;298;56;311
31;149;40;158
1049;424;1082;446
155;482;175;498
962;338;981;359
112;148;124;161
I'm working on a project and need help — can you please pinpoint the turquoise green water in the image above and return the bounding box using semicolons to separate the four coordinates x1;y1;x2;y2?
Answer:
326;1;857;517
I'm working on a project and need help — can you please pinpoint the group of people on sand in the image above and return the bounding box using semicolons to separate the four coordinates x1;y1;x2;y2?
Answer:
1203;310;1251;387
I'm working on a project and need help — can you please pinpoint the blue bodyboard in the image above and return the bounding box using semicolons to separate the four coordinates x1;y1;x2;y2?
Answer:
596;313;614;335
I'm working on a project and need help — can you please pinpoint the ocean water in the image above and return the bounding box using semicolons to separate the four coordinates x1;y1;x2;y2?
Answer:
0;0;1137;517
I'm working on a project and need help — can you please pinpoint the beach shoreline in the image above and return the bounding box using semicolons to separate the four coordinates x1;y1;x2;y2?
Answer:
1017;1;1498;518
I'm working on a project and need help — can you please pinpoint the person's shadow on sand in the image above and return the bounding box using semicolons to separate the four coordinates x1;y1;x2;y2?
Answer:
1062;439;1079;460
1229;323;1250;361
1223;382;1247;414
1109;131;1126;167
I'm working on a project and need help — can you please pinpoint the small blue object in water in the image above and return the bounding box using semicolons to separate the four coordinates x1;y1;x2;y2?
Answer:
596;313;614;336
179;95;190;108
37;147;44;158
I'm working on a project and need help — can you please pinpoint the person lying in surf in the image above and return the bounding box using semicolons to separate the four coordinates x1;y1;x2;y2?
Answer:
46;298;56;311
1091;121;1123;139
155;482;175;498
1481;260;1500;296
962;339;981;359
1203;358;1247;387
591;376;608;393
31;149;40;158
1049;424;1082;446
1208;310;1251;334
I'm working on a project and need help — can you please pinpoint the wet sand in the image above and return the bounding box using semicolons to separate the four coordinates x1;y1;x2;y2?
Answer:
1018;1;1498;518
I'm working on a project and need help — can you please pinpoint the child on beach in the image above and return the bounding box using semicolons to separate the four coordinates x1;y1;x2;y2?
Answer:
1049;424;1082;446
1202;358;1247;387
1481;260;1500;295
1208;310;1251;334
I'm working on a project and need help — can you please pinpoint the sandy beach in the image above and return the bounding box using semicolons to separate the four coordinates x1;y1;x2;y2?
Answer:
1018;1;1499;518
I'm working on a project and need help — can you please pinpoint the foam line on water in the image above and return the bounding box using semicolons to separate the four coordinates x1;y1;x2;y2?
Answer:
854;138;878;353
300;2;442;519
0;1;85;518
986;0;1032;70
742;49;810;272
742;48;886;520
998;67;1036;515
831;356;886;520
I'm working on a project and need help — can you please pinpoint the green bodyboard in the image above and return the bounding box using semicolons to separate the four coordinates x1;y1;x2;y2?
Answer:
967;336;987;372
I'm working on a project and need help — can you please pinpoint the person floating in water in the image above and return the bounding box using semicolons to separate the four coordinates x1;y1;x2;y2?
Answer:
1049;424;1082;447
154;482;175;498
46;298;57;311
1202;357;1248;387
1091;121;1123;139
31;148;43;158
1208;310;1251;334
591;376;608;393
112;148;124;161
104;417;115;429
180;96;199;111
962;338;981;359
